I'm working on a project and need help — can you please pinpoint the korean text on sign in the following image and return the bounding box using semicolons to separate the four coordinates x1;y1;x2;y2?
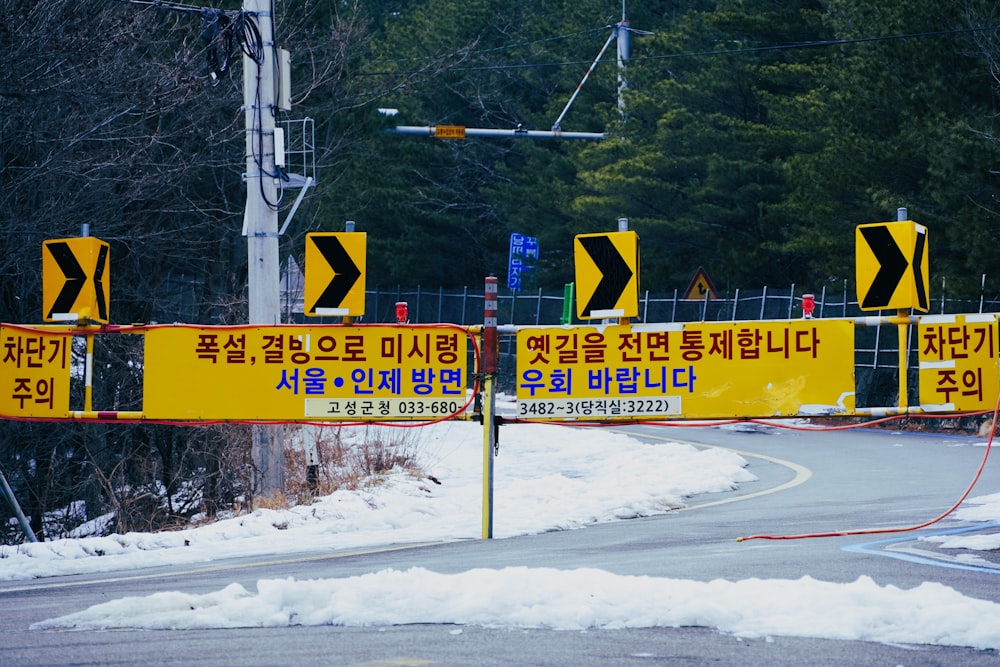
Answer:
0;326;72;418
143;325;469;421
507;233;539;291
918;314;999;412
516;321;855;420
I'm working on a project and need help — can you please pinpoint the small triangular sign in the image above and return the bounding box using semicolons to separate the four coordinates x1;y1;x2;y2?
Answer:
682;267;719;301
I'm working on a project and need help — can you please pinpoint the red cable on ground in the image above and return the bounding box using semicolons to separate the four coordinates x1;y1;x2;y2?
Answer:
736;396;1000;542
516;404;999;543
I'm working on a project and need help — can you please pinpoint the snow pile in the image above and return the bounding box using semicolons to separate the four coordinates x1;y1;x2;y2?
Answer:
7;415;1000;650
0;421;753;580
922;492;1000;551
31;568;1000;650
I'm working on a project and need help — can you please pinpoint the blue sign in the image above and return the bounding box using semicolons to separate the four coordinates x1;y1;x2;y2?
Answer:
508;233;539;291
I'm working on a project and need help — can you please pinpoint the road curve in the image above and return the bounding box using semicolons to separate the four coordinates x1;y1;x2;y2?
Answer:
2;424;999;667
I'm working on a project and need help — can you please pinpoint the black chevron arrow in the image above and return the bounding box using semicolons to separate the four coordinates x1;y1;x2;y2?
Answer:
46;241;86;318
579;235;633;314
912;229;928;311
308;235;361;313
860;225;909;309
93;243;109;321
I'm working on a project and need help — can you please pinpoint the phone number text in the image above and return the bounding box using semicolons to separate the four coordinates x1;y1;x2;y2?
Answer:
304;397;466;420
517;397;681;420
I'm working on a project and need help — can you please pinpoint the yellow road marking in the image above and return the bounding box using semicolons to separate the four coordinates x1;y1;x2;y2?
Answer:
0;541;452;594
608;427;812;511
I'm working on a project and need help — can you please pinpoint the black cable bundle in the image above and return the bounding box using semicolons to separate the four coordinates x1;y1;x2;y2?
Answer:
200;9;263;82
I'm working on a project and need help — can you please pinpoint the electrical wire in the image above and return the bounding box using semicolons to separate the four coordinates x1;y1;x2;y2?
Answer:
236;10;265;65
199;10;235;80
362;24;1000;77
119;1;283;209
111;0;204;14
216;7;283;211
369;25;613;67
510;405;999;543
734;400;999;542
642;26;1000;64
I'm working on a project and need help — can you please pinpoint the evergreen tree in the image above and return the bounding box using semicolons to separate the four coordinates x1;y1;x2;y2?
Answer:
572;0;833;290
776;0;1000;298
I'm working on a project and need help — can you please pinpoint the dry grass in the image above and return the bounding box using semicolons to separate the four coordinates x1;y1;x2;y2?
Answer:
283;425;424;504
252;492;291;511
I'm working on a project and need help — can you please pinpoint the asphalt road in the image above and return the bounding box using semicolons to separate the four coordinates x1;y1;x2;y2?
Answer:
2;424;999;666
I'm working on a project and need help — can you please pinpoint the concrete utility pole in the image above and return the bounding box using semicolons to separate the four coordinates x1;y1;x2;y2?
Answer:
615;2;651;121
244;1;280;326
243;0;284;498
551;2;649;132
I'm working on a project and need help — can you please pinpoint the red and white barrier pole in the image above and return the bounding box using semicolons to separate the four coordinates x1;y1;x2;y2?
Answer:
481;276;499;538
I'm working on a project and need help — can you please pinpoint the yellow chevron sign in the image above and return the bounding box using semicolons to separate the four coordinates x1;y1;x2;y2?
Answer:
856;221;929;312
304;232;367;317
574;231;639;320
42;237;110;324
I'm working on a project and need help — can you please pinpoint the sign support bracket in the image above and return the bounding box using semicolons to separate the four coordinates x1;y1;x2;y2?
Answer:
277;176;314;236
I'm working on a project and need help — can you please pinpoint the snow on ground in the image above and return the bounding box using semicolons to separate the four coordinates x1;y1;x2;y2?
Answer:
8;413;1000;649
1;420;753;579
28;569;1000;650
922;492;1000;551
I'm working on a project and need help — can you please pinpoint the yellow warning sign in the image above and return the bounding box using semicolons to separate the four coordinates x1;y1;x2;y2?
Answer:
42;237;110;324
918;313;999;412
516;320;855;420
682;267;719;301
573;231;639;320
143;325;468;420
0;326;73;418
304;232;367;317
856;220;929;312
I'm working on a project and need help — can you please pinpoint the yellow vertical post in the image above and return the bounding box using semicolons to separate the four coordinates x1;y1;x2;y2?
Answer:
897;309;908;408
84;332;95;413
481;373;497;539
